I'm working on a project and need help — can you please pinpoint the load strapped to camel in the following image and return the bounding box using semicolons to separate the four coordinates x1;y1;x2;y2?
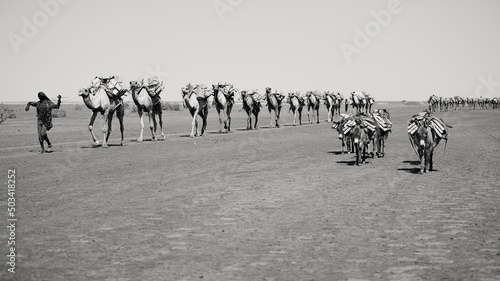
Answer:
333;113;376;135
272;91;285;103
372;109;392;132
290;92;306;105
407;111;450;139
142;76;164;97
192;84;212;99
91;76;127;98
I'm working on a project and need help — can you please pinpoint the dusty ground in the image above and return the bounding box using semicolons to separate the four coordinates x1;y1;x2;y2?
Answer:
0;102;499;280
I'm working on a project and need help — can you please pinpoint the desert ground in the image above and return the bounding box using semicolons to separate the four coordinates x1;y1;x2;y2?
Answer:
0;101;499;280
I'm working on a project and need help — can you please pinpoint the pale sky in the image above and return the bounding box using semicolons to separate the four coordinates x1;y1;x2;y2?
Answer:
2;0;500;102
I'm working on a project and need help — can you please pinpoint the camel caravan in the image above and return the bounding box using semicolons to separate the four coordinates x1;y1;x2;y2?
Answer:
428;94;500;112
78;76;385;144
72;76;457;174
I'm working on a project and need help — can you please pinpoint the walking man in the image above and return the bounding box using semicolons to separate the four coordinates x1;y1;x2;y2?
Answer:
25;92;62;153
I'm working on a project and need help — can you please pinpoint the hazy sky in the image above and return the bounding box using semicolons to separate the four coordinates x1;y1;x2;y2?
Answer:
2;0;500;102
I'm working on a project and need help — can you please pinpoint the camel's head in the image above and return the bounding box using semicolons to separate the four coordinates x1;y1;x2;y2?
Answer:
181;87;189;99
265;87;271;94
78;88;90;97
212;84;219;92
239;90;247;100
129;81;141;89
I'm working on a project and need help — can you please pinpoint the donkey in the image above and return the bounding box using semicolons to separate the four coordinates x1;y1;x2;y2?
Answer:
351;120;370;165
332;115;354;154
410;119;441;174
372;109;391;157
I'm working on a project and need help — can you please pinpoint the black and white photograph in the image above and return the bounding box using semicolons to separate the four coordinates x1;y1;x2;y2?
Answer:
1;0;499;280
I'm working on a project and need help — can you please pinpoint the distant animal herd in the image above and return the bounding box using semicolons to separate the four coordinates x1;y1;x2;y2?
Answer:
76;76;499;174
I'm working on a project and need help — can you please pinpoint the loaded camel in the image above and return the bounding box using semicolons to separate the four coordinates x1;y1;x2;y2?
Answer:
212;83;237;133
264;87;285;128
181;83;213;137
129;79;165;141
78;80;127;147
240;90;263;130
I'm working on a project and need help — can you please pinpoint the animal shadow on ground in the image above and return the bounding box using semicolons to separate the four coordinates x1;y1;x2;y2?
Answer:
398;160;438;174
327;150;344;155
336;160;356;166
80;143;123;149
129;139;163;142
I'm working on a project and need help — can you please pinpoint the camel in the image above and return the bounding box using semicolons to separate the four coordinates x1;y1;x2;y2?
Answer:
287;92;304;126
334;92;344;117
240;90;262;130
78;86;126;147
306;91;321;124
129;80;164;142
264;87;284;128
344;97;350;112
212;83;236;133
324;91;343;122
182;83;212;137
364;94;374;114
323;91;335;122
427;95;439;112
350;91;366;113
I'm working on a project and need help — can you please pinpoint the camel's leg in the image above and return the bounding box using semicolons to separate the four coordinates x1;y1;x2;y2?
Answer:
148;112;156;141
316;107;320;124
222;107;228;132
254;111;259;129
275;107;280;128
307;107;311;123
247;111;252;130
137;109;144;142
103;111;113;148
101;110;110;148
269;107;273;128
227;105;232;132
217;108;223;134
88;111;100;145
298;108;303;125
327;106;332;122
116;104;125;146
118;116;124;146
201;107;208;136
190;112;197;138
158;110;165;139
293;109;297;126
